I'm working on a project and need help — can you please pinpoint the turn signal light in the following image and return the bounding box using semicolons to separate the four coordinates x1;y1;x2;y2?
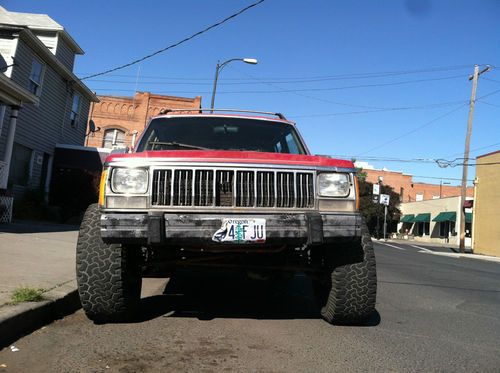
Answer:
98;169;108;207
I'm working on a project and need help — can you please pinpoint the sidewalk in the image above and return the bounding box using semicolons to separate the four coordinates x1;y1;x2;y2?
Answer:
0;221;81;347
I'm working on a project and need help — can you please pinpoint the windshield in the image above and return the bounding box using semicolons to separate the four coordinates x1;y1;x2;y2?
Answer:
136;116;307;154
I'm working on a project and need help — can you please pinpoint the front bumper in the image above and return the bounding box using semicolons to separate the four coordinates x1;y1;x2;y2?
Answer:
100;211;363;247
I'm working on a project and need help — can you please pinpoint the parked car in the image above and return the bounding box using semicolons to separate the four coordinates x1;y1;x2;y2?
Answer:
75;109;377;324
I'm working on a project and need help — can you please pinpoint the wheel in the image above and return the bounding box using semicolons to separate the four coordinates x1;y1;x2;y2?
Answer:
76;204;142;322
314;224;377;325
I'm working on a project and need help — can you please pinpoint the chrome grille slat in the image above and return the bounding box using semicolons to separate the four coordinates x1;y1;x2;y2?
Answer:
152;168;314;209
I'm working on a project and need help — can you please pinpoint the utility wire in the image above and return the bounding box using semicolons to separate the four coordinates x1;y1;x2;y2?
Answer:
233;68;395;110
86;74;464;91
289;100;467;118
357;104;468;156
77;64;478;82
80;0;265;80
479;101;500;108
442;142;500;159
476;87;500;100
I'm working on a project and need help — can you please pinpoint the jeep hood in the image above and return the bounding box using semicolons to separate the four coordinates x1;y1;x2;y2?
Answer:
105;150;355;169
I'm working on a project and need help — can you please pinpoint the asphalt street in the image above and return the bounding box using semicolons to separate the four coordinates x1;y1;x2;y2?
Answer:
1;241;499;372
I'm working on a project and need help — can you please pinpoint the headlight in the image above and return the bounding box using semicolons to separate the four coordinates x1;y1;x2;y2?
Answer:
111;168;148;194
318;173;350;197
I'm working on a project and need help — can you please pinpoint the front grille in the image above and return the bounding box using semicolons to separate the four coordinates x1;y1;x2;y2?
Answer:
152;168;314;209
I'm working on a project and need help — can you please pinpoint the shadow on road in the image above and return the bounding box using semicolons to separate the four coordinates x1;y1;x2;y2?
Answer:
135;269;380;326
0;221;79;234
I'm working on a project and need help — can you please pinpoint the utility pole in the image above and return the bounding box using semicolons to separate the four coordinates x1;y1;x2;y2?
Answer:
459;64;491;253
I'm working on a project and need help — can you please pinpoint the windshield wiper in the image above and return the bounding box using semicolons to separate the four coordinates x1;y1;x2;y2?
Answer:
149;141;211;150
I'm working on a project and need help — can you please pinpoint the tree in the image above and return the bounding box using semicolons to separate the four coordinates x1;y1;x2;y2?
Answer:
357;178;401;238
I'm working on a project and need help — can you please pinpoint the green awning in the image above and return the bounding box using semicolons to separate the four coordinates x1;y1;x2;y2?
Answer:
432;211;456;222
400;214;415;223
466;213;473;224
414;213;431;222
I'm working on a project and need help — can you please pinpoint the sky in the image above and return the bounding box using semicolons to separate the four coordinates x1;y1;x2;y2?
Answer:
4;0;500;186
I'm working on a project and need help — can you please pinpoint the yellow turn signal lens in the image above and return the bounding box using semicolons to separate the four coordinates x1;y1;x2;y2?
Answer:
98;169;108;207
354;176;360;211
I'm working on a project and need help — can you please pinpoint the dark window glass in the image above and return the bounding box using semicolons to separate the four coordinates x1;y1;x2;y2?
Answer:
29;59;44;96
70;93;80;128
136;117;307;154
8;143;32;186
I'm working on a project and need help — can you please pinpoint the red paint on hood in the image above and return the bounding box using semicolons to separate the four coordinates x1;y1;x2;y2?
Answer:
106;150;354;168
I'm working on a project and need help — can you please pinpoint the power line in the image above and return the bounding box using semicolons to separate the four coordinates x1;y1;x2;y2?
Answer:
77;64;478;82
442;142;500;158
80;0;266;80
479;101;500;108
289;101;467;118
357;104;468;156
476;87;500;100
86;74;464;91
483;77;500;83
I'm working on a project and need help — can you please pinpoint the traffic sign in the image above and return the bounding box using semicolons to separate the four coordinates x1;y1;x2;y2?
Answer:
372;195;379;203
380;194;390;206
373;184;380;195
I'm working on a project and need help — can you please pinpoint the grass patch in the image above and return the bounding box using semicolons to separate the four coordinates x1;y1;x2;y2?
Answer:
10;287;45;304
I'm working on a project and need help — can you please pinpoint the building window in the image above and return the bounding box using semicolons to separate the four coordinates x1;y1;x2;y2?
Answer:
439;221;455;237
102;128;126;148
415;222;430;236
28;59;44;96
70;93;81;128
8;143;33;187
416;193;424;202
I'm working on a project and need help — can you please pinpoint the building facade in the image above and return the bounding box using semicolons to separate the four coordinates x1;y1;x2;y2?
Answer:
398;196;473;247
472;150;500;256
85;92;202;150
360;166;473;202
0;6;98;199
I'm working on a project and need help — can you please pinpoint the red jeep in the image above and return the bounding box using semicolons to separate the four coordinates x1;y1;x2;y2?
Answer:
76;109;376;324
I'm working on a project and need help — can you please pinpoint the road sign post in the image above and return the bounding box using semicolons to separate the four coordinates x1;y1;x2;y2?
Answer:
379;194;390;241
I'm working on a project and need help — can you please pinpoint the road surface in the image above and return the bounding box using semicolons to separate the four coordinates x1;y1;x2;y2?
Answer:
1;241;499;372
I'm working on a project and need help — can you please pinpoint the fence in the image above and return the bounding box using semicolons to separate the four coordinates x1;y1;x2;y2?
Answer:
0;196;13;223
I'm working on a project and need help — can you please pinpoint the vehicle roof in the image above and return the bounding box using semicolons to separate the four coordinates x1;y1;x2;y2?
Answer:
151;113;296;125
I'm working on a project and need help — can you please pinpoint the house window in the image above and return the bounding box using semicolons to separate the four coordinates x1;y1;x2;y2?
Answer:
28;59;44;96
103;128;126;148
70;93;81;128
8;143;33;187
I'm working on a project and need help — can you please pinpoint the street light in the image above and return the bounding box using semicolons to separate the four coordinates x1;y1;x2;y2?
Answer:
210;58;258;110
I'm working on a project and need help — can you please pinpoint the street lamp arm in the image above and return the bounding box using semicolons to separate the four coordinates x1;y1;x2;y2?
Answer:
218;58;245;71
210;57;258;110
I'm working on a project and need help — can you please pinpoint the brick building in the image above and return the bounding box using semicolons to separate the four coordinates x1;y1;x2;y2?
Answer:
358;165;473;202
85;92;201;149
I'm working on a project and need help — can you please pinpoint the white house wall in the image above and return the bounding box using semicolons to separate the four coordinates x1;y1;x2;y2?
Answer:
399;197;462;246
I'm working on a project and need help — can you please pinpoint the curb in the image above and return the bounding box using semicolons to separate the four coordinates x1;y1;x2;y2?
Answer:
0;281;81;349
420;251;500;263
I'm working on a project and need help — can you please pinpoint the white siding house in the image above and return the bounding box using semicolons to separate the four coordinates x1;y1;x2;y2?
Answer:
0;6;98;202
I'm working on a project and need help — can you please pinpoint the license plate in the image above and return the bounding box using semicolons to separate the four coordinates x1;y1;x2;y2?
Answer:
212;218;266;243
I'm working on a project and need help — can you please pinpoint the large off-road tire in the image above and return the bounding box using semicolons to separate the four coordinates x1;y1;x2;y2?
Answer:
315;224;377;325
76;204;142;322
